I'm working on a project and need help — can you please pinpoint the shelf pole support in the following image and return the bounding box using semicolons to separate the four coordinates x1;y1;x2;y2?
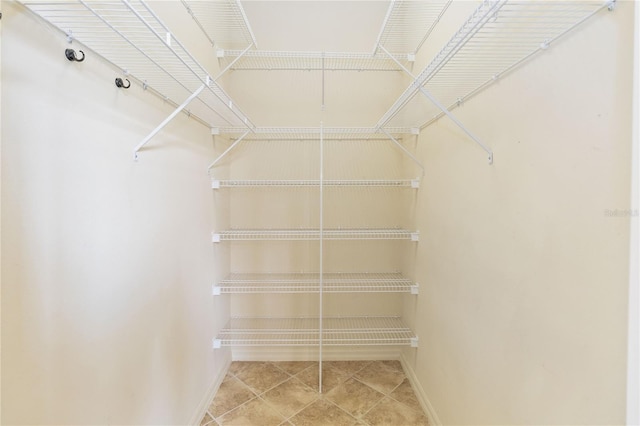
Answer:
133;82;207;160
207;129;251;171
318;121;324;394
378;45;493;165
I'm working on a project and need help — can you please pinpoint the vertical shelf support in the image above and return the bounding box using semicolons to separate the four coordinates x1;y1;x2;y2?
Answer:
379;45;493;165
318;122;324;393
133;82;207;160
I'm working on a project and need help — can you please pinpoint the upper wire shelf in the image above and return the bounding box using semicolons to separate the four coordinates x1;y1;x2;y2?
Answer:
374;0;452;55
212;229;419;242
214;272;417;294
378;0;612;129
218;50;411;71
181;0;256;50
213;316;418;347
20;0;255;129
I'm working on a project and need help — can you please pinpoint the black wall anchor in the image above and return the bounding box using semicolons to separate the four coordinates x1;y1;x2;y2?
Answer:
65;48;85;62
115;78;131;89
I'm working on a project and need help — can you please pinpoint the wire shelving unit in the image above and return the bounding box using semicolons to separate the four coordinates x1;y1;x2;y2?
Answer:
218;50;410;72
378;0;613;129
213;317;418;348
20;0;255;129
373;0;452;55
214;272;418;295
181;0;256;50
212;228;419;242
211;179;419;189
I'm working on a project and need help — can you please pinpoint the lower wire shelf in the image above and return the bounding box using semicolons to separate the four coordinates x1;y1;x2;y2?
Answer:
213;316;418;348
213;272;418;294
212;228;419;242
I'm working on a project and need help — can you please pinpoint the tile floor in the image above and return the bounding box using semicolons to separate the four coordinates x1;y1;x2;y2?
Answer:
200;360;429;426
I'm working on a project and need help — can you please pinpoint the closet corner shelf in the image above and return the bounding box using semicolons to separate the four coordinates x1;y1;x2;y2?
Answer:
213;316;418;348
211;179;420;189
212;272;419;295
212;229;419;242
20;0;255;129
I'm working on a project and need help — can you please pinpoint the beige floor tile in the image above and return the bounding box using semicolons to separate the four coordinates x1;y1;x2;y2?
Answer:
208;376;256;418
322;361;371;377
295;365;351;393
200;412;214;425
363;397;429;426
379;360;403;372
272;361;317;376
218;398;286;426
289;399;358;426
354;362;406;395
325;378;385;417
262;377;319;418
233;362;290;394
389;379;423;413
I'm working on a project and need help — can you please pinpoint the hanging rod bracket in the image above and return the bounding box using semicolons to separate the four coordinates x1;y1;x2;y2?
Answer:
606;0;616;11
133;83;206;160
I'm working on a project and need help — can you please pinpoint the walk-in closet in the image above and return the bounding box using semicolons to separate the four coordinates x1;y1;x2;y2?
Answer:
1;0;638;425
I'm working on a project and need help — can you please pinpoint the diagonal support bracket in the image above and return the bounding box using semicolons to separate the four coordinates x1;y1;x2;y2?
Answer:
207;129;251;171
379;45;493;165
379;128;425;178
133;81;208;160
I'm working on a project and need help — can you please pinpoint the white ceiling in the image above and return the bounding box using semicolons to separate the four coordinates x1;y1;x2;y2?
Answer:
241;1;390;52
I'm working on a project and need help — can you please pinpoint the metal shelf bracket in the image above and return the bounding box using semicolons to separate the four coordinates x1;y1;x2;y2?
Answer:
411;284;419;295
213;339;221;349
411;337;419;348
212;232;221;243
379;45;494;165
133;82;207;160
212;285;221;296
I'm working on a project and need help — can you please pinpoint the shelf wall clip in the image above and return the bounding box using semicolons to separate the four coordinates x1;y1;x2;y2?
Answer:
411;337;419;348
133;83;206;160
213;339;221;349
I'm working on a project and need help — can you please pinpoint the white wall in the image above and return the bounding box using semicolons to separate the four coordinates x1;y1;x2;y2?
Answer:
405;2;635;424
1;2;229;424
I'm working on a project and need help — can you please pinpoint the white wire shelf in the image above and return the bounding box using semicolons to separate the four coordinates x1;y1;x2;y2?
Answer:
378;0;611;129
374;0;452;55
218;50;411;71
213;316;418;348
20;0;255;129
211;179;419;189
212;229;419;242
214;272;418;295
217;127;417;140
182;0;256;50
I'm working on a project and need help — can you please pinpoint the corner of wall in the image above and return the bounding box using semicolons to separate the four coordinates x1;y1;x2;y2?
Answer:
189;352;231;426
400;353;441;426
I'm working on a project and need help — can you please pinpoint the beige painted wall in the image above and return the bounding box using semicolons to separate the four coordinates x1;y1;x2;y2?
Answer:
1;2;229;424
404;2;634;424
